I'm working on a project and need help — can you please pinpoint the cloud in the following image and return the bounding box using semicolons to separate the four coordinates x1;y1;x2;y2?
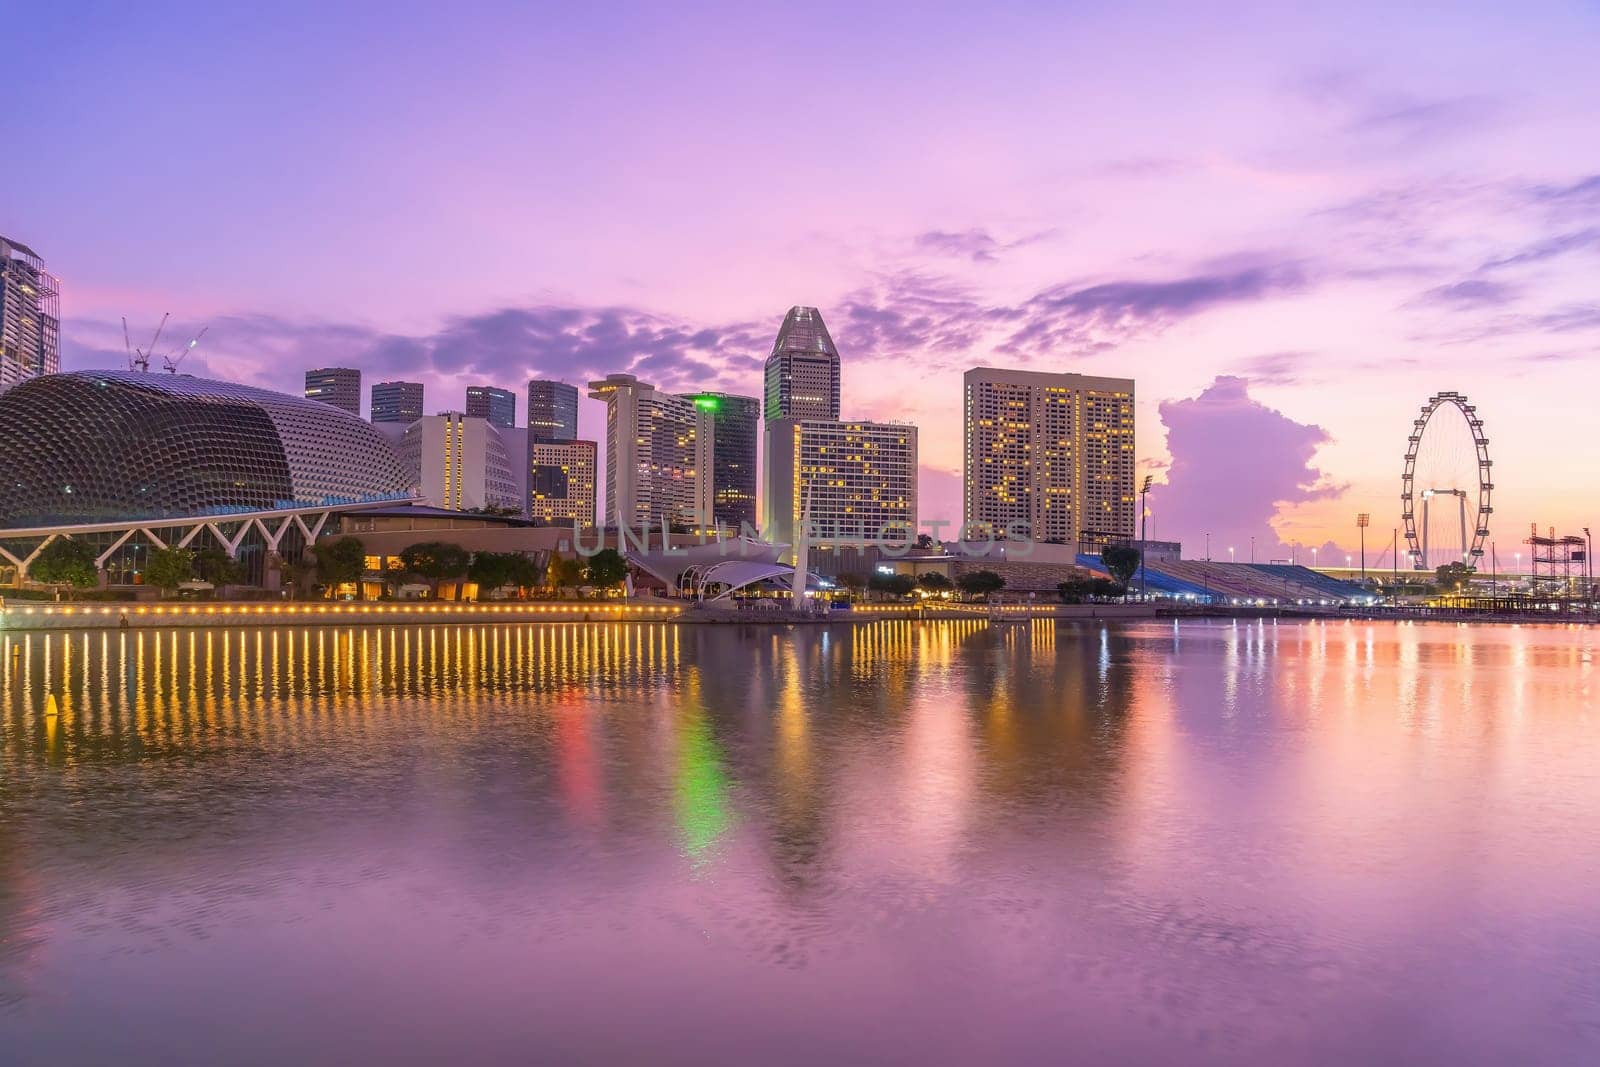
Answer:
912;227;1058;264
914;229;1002;263
1000;260;1308;357
1481;227;1600;270
1148;376;1343;559
1344;95;1499;144
1419;278;1521;309
65;305;771;403
1231;351;1317;386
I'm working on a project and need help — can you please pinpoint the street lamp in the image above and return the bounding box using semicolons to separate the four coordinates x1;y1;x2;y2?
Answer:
1357;513;1370;585
1585;527;1593;614
1138;475;1153;602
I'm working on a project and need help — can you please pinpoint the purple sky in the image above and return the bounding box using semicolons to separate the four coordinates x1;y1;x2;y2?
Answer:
6;2;1598;559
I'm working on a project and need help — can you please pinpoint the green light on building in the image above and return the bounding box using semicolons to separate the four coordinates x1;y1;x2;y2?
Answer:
693;396;721;412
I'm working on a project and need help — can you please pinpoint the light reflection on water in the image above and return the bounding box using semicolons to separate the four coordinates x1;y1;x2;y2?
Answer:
2;618;1598;1064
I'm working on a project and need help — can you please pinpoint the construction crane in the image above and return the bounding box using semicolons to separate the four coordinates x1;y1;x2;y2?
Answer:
122;313;208;375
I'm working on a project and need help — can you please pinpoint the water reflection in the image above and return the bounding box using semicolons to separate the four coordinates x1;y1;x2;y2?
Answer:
2;619;1598;1064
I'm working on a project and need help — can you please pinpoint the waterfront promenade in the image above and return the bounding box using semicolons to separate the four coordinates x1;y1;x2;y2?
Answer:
0;599;1162;631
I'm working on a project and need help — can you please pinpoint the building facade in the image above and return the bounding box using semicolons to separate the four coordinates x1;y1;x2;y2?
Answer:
305;367;362;416
0;237;60;392
763;306;840;421
0;371;414;527
762;418;918;548
689;392;759;530
397;412;520;513
465;385;516;428
370;380;424;423
528;439;598;526
963;367;1136;547
527;379;579;442
587;374;710;530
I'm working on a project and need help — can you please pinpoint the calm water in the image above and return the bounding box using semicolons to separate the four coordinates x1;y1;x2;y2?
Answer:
1;619;1597;1064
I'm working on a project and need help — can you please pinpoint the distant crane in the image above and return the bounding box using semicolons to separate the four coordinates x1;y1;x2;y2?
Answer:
123;313;208;375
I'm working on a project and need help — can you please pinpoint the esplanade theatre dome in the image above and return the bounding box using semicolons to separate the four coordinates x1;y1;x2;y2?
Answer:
0;371;416;527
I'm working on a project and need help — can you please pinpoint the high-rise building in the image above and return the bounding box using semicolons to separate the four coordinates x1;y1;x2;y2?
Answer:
465;385;516;429
370;380;424;423
305;368;361;416
527;379;579;442
587;373;710;529
963;367;1136;547
397;412;520;512
688;392;759;530
528;439;598;526
762;419;918;547
763;306;840;421
0;237;60;392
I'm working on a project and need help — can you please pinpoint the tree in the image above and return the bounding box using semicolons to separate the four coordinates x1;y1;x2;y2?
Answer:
1434;561;1475;591
399;541;469;598
317;537;368;595
867;572;916;598
917;572;953;594
283;551;319;600
585;548;628;589
468;551;522;597
1057;576;1125;603
29;538;100;597
550;555;586;594
505;553;542;593
836;572;866;594
144;546;195;596
956;569;1006;599
1101;545;1142;598
194;546;245;588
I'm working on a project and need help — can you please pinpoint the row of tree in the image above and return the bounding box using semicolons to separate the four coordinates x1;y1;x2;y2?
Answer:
862;569;1006;599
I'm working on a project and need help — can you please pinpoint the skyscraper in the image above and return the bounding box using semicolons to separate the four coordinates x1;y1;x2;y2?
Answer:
370;380;424;423
587;373;710;530
305;368;361;415
763;306;840;421
396;412;520;512
465;385;516;428
688;392;760;530
527;379;579;442
963;367;1136;547
0;237;60;392
529;439;598;526
762;419;918;547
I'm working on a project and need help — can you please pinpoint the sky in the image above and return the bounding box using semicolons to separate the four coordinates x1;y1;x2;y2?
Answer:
5;0;1598;563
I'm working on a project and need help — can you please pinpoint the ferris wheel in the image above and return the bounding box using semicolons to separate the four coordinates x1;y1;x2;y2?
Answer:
1401;392;1493;570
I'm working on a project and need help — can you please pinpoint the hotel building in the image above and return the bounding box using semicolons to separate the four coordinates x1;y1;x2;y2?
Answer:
587;373;711;529
762;418;918;547
397;412;520;513
763;305;840;421
962;367;1135;547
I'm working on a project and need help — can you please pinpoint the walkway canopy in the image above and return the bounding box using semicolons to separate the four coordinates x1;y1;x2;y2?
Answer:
624;536;820;600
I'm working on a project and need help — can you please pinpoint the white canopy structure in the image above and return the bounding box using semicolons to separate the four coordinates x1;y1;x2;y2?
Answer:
623;535;825;603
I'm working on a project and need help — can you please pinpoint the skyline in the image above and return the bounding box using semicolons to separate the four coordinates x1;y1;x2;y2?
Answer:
7;2;1599;558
